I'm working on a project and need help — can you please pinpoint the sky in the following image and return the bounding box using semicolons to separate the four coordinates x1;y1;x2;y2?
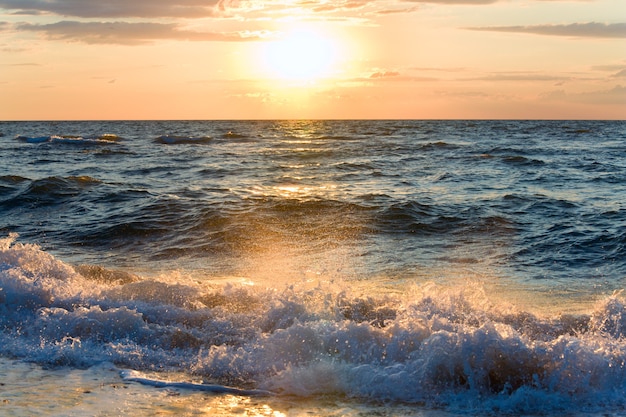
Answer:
0;0;624;120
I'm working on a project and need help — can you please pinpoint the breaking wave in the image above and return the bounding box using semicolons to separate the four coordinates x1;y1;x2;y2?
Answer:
1;233;626;415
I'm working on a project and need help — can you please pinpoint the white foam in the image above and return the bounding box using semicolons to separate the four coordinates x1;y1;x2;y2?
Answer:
1;234;626;415
15;134;121;144
120;369;274;396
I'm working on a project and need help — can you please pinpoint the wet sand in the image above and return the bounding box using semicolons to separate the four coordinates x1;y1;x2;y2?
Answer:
0;358;461;417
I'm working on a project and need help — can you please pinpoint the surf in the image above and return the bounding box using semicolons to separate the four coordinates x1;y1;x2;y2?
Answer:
2;233;626;414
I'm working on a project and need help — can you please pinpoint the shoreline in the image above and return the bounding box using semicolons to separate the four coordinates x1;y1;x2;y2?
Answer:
0;358;433;416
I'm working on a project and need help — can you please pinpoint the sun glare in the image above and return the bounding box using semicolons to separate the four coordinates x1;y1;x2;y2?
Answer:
262;29;337;81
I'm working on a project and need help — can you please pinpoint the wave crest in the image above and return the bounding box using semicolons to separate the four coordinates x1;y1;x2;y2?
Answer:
1;235;626;414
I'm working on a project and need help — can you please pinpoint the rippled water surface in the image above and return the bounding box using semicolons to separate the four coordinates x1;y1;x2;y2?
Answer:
0;120;625;416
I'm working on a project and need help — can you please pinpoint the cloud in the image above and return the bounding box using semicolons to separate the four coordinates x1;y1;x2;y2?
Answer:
411;67;466;72
469;72;570;82
403;0;497;4
0;0;372;18
467;22;626;39
370;70;401;78
7;62;41;66
375;6;419;15
1;46;29;52
435;90;492;99
542;85;626;105
309;1;367;13
580;85;626;104
611;69;626;78
350;69;437;83
590;64;626;78
16;21;267;44
0;0;222;18
591;64;626;72
0;0;499;20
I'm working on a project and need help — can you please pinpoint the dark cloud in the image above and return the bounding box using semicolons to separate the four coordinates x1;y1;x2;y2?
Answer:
467;22;626;39
0;0;493;20
16;21;265;45
0;0;221;18
0;0;368;18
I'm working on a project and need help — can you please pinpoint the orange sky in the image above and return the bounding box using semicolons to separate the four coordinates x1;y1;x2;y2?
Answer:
1;0;624;120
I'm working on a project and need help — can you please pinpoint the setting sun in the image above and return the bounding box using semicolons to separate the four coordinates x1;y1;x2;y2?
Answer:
262;29;337;81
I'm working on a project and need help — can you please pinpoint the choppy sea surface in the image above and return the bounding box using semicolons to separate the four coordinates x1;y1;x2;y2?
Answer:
0;120;625;416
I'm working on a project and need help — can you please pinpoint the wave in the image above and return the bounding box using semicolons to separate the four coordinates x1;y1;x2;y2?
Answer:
2;170;621;286
419;141;463;151
375;201;517;239
16;134;122;145
30;195;373;261
0;176;102;208
1;233;626;415
502;155;546;166
87;193;515;257
222;131;250;140
154;135;212;144
4;183;618;281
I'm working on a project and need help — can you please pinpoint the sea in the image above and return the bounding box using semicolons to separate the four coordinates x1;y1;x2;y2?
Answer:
0;119;625;416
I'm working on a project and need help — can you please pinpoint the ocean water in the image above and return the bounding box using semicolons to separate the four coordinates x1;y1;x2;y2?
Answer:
0;119;625;416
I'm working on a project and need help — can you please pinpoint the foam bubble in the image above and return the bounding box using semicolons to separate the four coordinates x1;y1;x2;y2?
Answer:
1;234;626;415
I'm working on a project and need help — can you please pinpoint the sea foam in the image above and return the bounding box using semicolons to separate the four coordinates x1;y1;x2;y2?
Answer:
1;233;626;415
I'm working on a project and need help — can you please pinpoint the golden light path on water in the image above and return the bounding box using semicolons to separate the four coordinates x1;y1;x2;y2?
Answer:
157;126;609;321
231;138;604;318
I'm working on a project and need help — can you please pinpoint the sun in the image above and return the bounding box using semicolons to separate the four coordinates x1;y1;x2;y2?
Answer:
262;29;337;81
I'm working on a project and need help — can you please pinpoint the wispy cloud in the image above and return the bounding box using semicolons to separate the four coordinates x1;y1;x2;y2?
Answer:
7;62;41;66
468;72;571;82
375;7;419;15
403;0;497;4
353;69;437;82
612;69;626;78
370;70;401;79
467;22;626;39
410;67;466;73
590;64;626;78
309;1;368;13
542;85;626;105
591;64;626;72
16;21;268;45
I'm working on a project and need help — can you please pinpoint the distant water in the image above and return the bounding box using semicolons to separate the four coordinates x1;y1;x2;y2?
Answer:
1;120;625;416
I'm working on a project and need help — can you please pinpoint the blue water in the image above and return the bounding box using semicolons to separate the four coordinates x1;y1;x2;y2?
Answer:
1;120;625;415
